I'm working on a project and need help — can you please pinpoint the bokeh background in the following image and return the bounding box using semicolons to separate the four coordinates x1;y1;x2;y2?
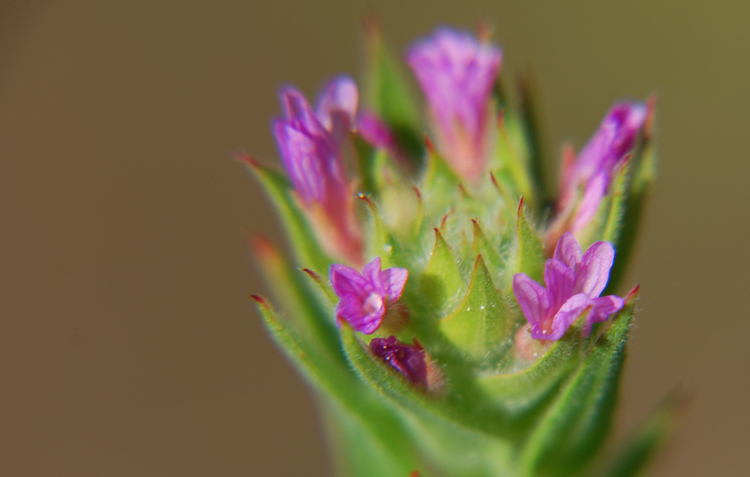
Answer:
0;1;748;475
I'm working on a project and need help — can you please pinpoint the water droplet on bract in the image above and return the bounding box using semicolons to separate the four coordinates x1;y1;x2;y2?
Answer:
467;307;471;311
480;305;485;310
384;244;392;253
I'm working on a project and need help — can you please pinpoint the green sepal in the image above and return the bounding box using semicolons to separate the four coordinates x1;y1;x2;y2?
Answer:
514;198;545;283
420;144;463;217
472;219;504;273
517;72;549;206
358;194;394;268
495;113;535;207
439;256;511;361
300;267;337;306
242;157;331;273
607;106;657;293
519;287;640;477
420;228;465;312
593;389;684;477
477;336;581;415
363;24;424;162
576;160;630;250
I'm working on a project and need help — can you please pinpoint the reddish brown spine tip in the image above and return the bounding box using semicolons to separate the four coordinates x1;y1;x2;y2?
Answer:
424;135;436;153
412;186;422;201
357;193;374;206
410;471;422;477
250;295;270;309
301;268;321;280
235;153;259;168
497;109;505;127
249;234;276;257
440;212;450;229
627;284;641;301
412;338;424;351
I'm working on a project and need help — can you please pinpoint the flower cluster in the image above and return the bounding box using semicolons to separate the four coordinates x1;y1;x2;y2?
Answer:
250;23;662;477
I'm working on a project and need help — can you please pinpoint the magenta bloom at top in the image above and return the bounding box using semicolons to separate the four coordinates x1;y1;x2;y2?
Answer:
561;102;647;234
407;28;502;181
273;76;363;263
330;257;408;335
513;233;625;340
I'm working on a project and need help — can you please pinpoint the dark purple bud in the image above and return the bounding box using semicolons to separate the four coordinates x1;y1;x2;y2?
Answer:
370;336;428;388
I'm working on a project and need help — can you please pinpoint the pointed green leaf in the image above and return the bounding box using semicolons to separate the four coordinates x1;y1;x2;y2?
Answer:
515;198;545;283
495;113;534;205
520;288;640;477
364;25;424;161
242;157;331;272
472;220;503;273
607;121;657;293
358;194;395;267
517;71;549;205
440;256;511;360
595;389;683;477
419;229;464;311
477;336;581;415
300;267;337;305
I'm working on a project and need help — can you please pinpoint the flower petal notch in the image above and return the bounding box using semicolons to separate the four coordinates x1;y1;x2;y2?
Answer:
330;257;408;334
513;232;625;340
407;28;502;182
273;76;364;264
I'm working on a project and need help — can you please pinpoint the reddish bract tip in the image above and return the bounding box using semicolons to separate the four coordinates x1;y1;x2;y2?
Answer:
412;186;422;202
235;153;259;168
250;295;270;309
424;135;436;153
301;268;321;280
410;471;422;477
517;196;525;225
626;284;641;301
497;109;505;128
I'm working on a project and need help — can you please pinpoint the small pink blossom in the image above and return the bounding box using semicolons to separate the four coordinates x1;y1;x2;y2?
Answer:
513;233;624;340
330;257;408;335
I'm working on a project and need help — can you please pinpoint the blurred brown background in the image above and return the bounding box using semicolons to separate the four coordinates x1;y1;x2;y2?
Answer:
0;1;748;475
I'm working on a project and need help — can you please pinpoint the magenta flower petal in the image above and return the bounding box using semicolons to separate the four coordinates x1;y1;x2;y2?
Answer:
553;232;583;273
330;257;409;334
407;28;502;180
513;273;550;327
316;76;359;143
571;171;608;234
582;295;626;336
576;241;615;298
381;267;408;303
330;263;370;297
540;293;592;340
273;121;325;203
370;336;428;388
544;258;576;312
357;110;400;154
514;233;624;341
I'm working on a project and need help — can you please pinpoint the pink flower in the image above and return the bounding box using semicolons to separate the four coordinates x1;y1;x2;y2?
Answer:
407;28;501;181
560;102;647;234
330;257;408;335
273;76;363;263
513;233;624;340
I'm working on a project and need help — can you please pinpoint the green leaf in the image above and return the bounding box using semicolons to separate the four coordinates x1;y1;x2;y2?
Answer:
419;228;465;311
439;256;511;361
358;194;394;267
515;198;545;283
472;219;503;273
363;25;424;161
254;297;423;475
576;160;630;250
595;389;684;477
477;336;581;415
519;288;640;477
607;116;657;293
242;157;331;272
495;113;535;206
517;71;549;206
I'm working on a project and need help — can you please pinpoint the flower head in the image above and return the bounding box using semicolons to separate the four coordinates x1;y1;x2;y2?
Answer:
273;76;363;263
407;28;502;181
558;102;647;234
513;232;625;340
370;336;428;388
330;257;408;334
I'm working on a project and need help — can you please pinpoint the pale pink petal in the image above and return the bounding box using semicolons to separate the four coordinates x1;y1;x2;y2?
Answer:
316;76;358;143
330;263;369;298
534;293;591;341
544;258;576;312
336;295;384;334
582;295;625;336
513;273;550;327
361;257;383;293
553;232;583;272
381;267;408;303
571;171;608;234
576;241;615;298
